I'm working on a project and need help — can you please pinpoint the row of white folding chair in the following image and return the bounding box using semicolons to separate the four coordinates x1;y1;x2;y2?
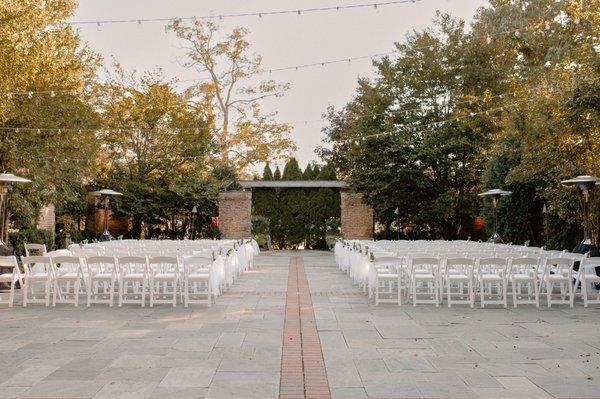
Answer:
12;255;215;308
90;255;215;307
370;255;582;308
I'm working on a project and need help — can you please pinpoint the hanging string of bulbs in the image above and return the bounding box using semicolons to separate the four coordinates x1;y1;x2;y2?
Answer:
0;87;535;134
2;18;559;99
66;0;424;27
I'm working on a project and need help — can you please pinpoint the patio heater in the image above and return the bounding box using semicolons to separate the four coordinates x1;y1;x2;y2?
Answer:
394;207;400;240
561;175;600;246
190;205;198;240
478;189;513;243
90;189;123;242
0;173;32;244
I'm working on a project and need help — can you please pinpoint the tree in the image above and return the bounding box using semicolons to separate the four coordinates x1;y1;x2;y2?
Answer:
0;0;100;232
321;13;497;239
96;68;216;238
170;20;297;174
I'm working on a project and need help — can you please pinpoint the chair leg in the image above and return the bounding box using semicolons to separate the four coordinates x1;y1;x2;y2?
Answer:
118;280;124;307
9;281;15;308
141;280;146;307
582;279;588;307
74;280;80;307
184;278;189;308
568;280;574;308
23;280;28;307
207;281;212;307
149;279;154;308
173;280;177;307
47;280;53;307
547;281;552;308
480;282;485;308
87;279;92;307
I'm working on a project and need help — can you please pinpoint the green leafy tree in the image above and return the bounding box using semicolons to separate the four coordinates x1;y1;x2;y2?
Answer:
96;68;216;238
0;0;100;233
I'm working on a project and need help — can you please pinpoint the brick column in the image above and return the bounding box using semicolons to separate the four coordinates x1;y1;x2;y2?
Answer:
340;191;373;239
218;191;252;239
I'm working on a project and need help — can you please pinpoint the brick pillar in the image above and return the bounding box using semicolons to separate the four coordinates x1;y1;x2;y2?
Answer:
218;191;252;239
340;191;373;239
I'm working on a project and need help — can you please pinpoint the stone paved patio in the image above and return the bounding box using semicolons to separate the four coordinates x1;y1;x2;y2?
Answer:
1;251;600;398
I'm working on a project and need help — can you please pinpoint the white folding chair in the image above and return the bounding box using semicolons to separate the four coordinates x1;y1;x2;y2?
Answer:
21;256;53;307
542;257;575;308
85;256;118;307
148;256;180;307
50;256;85;306
0;256;22;307
444;257;475;308
477;257;508;308
372;256;402;306
24;243;47;257
409;257;440;306
508;257;540;307
182;255;214;307
118;256;148;307
575;257;600;307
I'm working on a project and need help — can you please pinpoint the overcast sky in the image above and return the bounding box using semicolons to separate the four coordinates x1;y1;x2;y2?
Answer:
72;0;488;173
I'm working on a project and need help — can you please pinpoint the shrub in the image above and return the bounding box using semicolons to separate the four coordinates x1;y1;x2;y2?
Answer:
8;229;55;257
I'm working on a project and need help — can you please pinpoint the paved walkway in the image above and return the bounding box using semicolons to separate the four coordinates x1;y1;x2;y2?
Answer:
1;251;600;398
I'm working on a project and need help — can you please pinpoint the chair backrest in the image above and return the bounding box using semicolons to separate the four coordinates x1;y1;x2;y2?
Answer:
118;256;148;275
24;243;47;257
148;256;179;275
445;257;474;277
509;257;539;275
544;257;574;276
372;256;400;271
0;256;18;270
182;255;213;274
478;257;508;275
51;256;84;275
21;255;53;276
85;256;117;276
409;257;440;274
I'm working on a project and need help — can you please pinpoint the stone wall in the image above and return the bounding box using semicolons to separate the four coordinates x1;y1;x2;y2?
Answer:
340;191;373;239
218;191;252;239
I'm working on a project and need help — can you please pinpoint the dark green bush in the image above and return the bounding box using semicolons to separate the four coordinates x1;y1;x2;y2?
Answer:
8;229;55;257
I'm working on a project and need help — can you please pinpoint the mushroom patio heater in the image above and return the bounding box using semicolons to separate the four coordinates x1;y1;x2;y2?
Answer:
561;175;600;245
0;173;32;244
190;205;198;240
90;189;123;242
479;189;513;243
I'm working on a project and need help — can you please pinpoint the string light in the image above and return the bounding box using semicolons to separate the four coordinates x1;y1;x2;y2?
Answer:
66;0;425;27
337;102;522;144
2;21;556;98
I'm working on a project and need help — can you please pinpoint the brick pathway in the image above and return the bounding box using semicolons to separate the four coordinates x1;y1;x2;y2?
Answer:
280;256;331;399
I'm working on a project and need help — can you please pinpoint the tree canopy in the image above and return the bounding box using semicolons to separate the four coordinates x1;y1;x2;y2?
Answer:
321;0;600;248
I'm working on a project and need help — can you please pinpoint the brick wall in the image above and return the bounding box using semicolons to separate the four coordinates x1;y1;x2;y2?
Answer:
340;191;373;239
37;204;56;232
218;191;252;239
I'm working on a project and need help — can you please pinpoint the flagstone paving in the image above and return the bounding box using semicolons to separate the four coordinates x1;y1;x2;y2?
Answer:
1;250;600;398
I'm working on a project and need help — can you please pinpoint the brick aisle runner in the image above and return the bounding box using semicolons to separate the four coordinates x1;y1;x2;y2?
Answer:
280;256;331;399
